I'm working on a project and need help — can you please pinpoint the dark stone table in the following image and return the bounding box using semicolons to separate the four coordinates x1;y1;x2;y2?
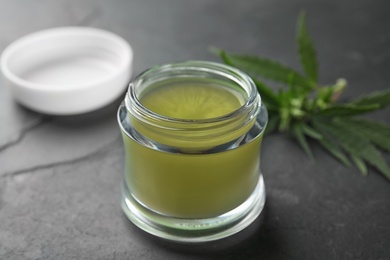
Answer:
1;0;389;259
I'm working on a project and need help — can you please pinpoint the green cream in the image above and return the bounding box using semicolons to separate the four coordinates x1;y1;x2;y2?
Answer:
123;83;262;218
140;84;244;119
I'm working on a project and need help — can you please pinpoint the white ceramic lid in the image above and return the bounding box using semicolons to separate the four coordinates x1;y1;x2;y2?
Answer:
0;27;133;115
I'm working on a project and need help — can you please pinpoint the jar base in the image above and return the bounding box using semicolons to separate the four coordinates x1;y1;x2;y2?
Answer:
121;174;266;242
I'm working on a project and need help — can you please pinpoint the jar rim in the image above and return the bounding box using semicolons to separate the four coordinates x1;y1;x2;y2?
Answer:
126;60;261;124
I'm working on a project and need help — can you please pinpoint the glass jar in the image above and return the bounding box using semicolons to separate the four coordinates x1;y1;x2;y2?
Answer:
117;61;267;242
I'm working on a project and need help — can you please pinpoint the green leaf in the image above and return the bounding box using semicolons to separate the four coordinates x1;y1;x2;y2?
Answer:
264;114;279;135
316;104;380;116
319;138;351;167
279;107;291;131
352;89;390;109
311;121;351;167
252;78;280;108
314;118;390;181
317;86;334;103
301;123;322;140
341;118;390;153
350;154;368;176
316;79;347;105
292;123;313;158
216;50;313;90
213;13;390;184
218;49;234;66
297;11;318;83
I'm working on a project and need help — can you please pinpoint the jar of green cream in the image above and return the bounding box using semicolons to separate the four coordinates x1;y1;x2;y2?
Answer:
118;61;268;242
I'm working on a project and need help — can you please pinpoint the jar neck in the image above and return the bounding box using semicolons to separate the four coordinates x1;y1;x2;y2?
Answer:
124;61;264;150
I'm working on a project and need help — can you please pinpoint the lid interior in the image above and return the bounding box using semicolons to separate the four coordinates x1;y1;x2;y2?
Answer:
3;29;130;91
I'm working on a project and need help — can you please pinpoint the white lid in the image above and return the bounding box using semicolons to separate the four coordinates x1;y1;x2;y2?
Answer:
0;27;133;115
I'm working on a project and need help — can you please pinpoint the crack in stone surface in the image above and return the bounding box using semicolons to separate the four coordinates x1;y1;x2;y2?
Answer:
1;136;122;178
0;117;52;153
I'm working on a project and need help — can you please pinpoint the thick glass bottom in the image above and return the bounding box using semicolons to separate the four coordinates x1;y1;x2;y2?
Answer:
121;174;266;242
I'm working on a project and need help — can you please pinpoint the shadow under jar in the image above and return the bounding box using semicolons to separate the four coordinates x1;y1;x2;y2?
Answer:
118;61;268;242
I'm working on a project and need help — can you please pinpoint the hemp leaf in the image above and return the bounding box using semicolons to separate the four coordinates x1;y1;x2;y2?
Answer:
214;11;390;181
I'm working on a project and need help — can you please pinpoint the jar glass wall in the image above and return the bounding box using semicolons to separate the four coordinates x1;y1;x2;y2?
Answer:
117;61;268;242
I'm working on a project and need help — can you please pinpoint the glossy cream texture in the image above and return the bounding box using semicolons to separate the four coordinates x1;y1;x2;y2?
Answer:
141;84;243;119
123;83;262;218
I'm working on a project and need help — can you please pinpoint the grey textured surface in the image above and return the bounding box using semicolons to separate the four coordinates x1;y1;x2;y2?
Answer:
1;0;390;259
